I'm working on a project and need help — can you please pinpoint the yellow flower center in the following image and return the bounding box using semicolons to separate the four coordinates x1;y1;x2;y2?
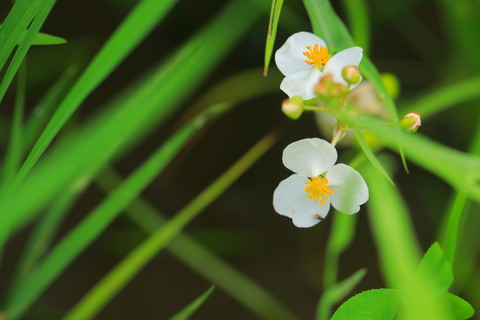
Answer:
303;44;331;69
304;176;334;206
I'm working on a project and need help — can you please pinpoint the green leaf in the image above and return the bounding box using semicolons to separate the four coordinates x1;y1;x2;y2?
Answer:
0;0;264;246
0;0;40;72
0;0;56;105
59;132;279;320
264;0;284;76
28;31;67;45
340;0;370;53
168;286;215;320
416;242;453;293
10;0;180;191
353;129;394;185
303;0;408;169
96;168;298;320
0;24;67;45
441;292;475;320
330;289;398;320
6;117;204;319
343;113;480;203
317;268;366;320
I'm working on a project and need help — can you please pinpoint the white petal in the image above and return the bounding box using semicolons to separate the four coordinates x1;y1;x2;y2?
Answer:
280;68;322;100
273;174;330;227
275;32;327;76
326;164;369;214
323;47;363;90
282;138;337;177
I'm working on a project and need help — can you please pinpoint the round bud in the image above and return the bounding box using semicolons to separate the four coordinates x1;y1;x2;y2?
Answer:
282;97;304;120
381;73;400;99
400;112;421;133
342;65;361;85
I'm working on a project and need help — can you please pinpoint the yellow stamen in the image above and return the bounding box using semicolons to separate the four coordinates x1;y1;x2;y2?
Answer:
304;176;334;205
303;44;331;69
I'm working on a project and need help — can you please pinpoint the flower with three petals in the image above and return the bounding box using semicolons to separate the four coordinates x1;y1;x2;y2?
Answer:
275;32;363;100
273;138;369;228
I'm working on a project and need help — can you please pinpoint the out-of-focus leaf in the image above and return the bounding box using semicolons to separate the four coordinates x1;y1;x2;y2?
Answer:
330;289;398;320
416;242;453;293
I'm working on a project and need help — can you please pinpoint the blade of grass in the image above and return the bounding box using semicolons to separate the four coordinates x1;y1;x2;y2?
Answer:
8;186;79;291
18;30;66;46
10;0;179;191
24;67;78;148
95;166;298;320
340;0;370;53
401;74;480;118
5;112;209;319
0;0;41;73
0;0;264;245
168;286;215;320
264;0;284;76
439;111;480;263
340;113;480;203
61;132;279;320
317;154;366;320
0;0;57;105
361;160;449;320
1;63;26;189
303;0;407;171
353;129;394;185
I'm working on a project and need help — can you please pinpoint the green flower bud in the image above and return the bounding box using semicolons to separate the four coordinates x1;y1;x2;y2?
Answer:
400;112;421;132
282;97;304;120
381;73;400;99
342;65;361;85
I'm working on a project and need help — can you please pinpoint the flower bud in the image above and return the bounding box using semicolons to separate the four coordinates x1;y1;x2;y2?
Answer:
400;112;421;132
282;97;304;120
381;73;400;99
315;74;347;99
342;65;361;85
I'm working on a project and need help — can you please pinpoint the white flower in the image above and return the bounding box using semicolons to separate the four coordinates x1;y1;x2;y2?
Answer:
275;32;363;100
273;138;368;228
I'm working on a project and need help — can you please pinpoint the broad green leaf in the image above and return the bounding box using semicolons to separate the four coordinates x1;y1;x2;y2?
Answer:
330;289;398;320
442;292;475;320
264;0;284;76
362;160;451;320
168;286;215;320
317;269;366;320
416;242;453;293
